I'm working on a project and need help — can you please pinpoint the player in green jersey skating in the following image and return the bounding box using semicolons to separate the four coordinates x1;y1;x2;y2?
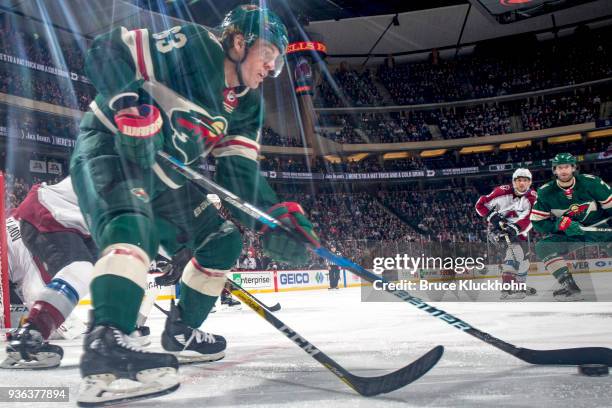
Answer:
70;6;320;406
530;153;611;301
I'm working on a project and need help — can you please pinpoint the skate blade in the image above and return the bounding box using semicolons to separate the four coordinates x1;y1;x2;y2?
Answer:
554;294;585;302
0;352;61;369
77;368;179;407
176;350;225;365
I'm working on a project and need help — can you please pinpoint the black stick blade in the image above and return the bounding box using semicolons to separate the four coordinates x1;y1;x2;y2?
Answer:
267;303;281;312
345;345;444;397
516;347;612;366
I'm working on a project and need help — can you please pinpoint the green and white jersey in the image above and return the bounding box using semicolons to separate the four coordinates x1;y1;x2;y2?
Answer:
81;23;278;226
530;174;612;234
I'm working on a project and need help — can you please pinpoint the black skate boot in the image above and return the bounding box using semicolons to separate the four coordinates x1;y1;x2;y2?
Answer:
221;295;242;309
553;274;583;301
161;301;226;363
77;325;179;407
0;323;63;369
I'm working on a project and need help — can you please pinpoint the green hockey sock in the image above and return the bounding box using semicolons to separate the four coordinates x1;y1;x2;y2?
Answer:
91;275;144;334
178;283;217;328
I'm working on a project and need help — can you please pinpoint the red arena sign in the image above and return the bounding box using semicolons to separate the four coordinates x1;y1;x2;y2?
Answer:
286;41;327;55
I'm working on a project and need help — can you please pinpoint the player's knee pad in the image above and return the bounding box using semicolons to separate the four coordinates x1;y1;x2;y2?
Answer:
194;220;242;271
93;243;151;292
98;213;159;259
181;258;228;297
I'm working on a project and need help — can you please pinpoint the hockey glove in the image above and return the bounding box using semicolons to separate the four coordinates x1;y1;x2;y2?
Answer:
500;221;521;238
487;211;505;231
260;202;320;264
114;104;164;168
555;216;584;236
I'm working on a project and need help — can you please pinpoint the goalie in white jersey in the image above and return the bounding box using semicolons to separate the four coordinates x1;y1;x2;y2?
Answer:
475;168;537;299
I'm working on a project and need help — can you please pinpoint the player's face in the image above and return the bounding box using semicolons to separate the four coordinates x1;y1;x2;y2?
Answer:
242;39;280;89
554;164;575;182
513;177;531;193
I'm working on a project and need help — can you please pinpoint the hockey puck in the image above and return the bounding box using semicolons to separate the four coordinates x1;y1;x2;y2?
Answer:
578;364;609;377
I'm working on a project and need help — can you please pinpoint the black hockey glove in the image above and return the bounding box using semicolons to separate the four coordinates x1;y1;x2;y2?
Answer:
487;212;505;231
500;221;521;238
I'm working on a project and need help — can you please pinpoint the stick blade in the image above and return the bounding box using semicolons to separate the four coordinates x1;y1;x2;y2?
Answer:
516;347;612;366
267;303;281;312
347;345;444;397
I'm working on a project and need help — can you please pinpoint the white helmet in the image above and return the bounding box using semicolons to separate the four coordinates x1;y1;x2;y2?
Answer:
512;168;532;196
512;168;532;180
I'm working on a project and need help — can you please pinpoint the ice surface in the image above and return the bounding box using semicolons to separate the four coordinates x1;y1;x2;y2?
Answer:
0;286;610;407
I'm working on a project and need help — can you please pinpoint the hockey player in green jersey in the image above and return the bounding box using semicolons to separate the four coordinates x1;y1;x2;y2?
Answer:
530;153;611;301
70;5;320;405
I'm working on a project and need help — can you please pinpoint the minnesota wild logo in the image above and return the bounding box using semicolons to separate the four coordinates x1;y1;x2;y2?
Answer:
170;109;228;163
564;202;592;221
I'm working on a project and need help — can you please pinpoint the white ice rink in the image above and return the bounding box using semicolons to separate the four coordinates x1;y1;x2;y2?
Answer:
1;285;611;408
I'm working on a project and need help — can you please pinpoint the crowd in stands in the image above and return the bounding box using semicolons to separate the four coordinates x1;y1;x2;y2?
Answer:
520;93;601;131
378;187;485;243
316;64;382;107
0;19;87;74
318;89;607;144
261;126;304;147
0;68;94;110
0;105;80;140
317;25;612;108
436;105;512;139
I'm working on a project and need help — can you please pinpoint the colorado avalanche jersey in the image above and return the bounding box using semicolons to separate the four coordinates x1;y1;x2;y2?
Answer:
13;176;89;236
475;184;537;236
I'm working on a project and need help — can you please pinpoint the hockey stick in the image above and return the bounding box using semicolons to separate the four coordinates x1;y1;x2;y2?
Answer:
225;279;442;396
579;226;612;232
153;287;441;396
158;151;612;366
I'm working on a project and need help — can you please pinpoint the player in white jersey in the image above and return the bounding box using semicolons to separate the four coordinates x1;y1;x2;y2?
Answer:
475;168;537;299
0;177;167;369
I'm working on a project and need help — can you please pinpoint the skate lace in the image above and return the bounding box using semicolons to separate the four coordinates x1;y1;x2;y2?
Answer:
191;329;216;344
114;329;149;352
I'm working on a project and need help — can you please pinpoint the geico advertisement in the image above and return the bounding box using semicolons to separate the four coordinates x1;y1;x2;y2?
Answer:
231;272;274;289
278;270;328;288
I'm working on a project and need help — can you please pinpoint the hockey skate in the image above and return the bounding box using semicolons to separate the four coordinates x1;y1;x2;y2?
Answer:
77;325;179;407
500;289;526;300
129;325;151;347
161;301;226;363
0;323;63;369
500;286;537;300
50;313;88;340
221;295;242;309
553;274;583;301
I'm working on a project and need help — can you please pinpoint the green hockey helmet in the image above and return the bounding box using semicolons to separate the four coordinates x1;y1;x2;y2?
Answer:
221;5;289;78
551;152;577;169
